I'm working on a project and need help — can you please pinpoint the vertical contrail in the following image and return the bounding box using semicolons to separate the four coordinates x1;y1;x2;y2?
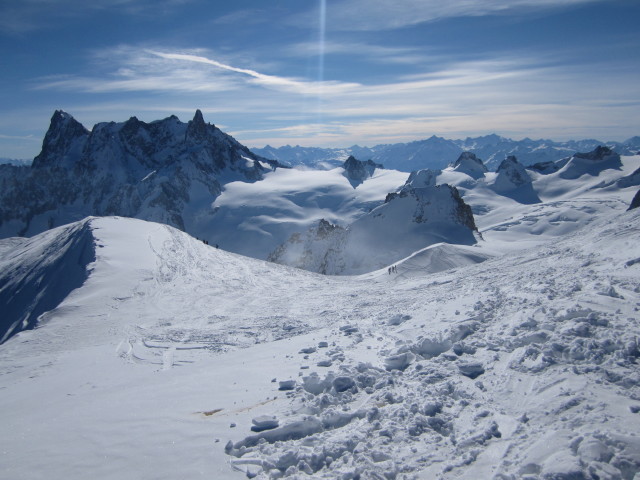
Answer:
317;0;326;126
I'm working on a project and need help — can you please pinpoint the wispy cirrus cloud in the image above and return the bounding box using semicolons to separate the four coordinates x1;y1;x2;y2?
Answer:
0;0;193;34
33;47;360;96
148;51;360;95
291;0;603;31
284;40;439;66
30;44;640;147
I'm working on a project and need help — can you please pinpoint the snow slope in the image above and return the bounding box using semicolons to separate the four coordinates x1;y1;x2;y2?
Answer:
1;203;639;478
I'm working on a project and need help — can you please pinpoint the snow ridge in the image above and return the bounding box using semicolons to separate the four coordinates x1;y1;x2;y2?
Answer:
0;219;95;343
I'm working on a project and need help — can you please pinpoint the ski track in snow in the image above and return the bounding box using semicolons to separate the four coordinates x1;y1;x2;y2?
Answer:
0;157;640;479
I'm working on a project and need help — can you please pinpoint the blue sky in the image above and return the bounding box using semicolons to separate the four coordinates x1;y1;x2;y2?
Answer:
1;0;639;159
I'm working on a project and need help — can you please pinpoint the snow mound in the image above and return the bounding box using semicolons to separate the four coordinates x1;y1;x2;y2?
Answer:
389;242;493;278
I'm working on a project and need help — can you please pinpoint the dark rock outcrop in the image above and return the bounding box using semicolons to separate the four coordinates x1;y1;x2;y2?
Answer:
629;189;640;211
342;156;383;187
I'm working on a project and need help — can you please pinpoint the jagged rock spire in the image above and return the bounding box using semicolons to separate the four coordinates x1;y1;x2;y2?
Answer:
185;109;211;143
32;110;89;169
342;156;383;187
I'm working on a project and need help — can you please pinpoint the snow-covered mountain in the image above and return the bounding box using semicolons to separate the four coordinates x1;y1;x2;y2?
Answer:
0;110;278;238
5;113;638;279
252;134;640;172
268;147;639;274
269;182;477;275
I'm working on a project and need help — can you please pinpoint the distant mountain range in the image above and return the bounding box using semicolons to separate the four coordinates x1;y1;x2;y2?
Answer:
252;134;640;172
2;110;639;276
0;158;32;166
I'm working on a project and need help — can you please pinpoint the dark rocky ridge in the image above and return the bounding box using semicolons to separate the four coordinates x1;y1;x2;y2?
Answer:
0;110;279;238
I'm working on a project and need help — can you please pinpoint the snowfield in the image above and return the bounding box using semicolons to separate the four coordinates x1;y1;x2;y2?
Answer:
1;157;640;479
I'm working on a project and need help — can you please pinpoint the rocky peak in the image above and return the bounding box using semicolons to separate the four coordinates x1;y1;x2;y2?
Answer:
385;182;477;232
185;109;210;143
574;145;618;161
2;110;276;239
452;152;488;179
316;219;344;238
414;184;477;231
32;110;89;169
494;155;531;189
342;156;383;187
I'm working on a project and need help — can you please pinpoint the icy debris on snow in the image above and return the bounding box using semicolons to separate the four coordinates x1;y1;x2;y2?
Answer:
458;362;485;379
229;416;324;450
387;313;411;326
599;285;624;299
332;376;356;393
384;351;415;371
339;325;358;335
412;336;453;358
251;416;279;432
278;380;296;391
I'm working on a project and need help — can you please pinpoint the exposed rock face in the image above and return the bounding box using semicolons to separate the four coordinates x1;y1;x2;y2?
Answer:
32;110;90;169
342;156;383;187
452;152;488;179
385;184;476;231
268;219;348;275
629;189;640;211
494;156;532;190
0;110;277;238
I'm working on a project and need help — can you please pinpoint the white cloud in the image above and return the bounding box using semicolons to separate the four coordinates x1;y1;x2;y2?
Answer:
34;47;360;97
30;44;640;148
148;51;360;95
293;0;603;31
284;40;437;65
